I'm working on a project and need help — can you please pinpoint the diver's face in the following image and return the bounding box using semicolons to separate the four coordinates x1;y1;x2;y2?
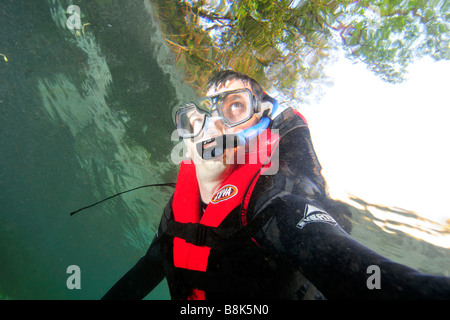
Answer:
185;79;262;164
204;79;261;135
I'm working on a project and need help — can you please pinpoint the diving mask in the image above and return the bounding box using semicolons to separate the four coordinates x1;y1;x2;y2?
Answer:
175;88;258;139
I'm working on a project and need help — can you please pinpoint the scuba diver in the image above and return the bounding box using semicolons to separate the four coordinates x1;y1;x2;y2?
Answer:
102;70;450;300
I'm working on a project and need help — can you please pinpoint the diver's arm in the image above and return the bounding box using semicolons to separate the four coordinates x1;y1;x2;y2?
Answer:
101;234;165;300
102;199;173;300
259;194;450;299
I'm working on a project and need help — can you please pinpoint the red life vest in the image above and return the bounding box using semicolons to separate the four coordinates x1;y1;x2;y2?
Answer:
171;129;280;300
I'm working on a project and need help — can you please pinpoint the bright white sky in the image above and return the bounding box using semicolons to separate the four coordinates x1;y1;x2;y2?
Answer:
300;55;450;225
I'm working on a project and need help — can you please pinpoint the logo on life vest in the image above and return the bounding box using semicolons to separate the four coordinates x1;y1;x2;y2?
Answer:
211;185;238;204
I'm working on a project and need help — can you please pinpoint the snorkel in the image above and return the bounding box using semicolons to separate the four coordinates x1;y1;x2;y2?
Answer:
196;94;279;160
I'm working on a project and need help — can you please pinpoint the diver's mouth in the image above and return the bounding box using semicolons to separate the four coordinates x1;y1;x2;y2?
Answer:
202;137;218;149
196;134;243;161
197;136;223;161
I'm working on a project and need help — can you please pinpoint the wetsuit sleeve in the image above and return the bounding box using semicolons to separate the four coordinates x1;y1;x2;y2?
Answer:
101;235;164;300
258;194;450;299
101;200;172;300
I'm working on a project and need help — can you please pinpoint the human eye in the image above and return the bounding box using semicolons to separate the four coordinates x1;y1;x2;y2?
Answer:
223;98;247;121
226;102;243;116
232;101;244;110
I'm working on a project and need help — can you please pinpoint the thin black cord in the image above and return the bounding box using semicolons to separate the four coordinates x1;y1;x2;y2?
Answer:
69;183;176;216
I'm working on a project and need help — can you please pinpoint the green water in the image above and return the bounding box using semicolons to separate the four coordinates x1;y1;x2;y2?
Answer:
0;0;448;300
0;0;185;299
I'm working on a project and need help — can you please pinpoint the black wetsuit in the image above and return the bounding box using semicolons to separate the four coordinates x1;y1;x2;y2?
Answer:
103;108;450;300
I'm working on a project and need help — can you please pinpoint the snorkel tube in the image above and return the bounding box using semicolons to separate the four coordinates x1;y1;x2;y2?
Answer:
197;95;279;160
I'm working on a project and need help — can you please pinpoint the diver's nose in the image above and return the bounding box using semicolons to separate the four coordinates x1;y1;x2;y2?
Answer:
202;116;225;136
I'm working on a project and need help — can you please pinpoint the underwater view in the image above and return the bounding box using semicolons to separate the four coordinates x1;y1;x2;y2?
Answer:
0;0;449;300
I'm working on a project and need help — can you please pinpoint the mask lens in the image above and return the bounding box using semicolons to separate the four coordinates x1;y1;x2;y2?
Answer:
219;90;252;125
176;105;205;138
176;89;254;138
